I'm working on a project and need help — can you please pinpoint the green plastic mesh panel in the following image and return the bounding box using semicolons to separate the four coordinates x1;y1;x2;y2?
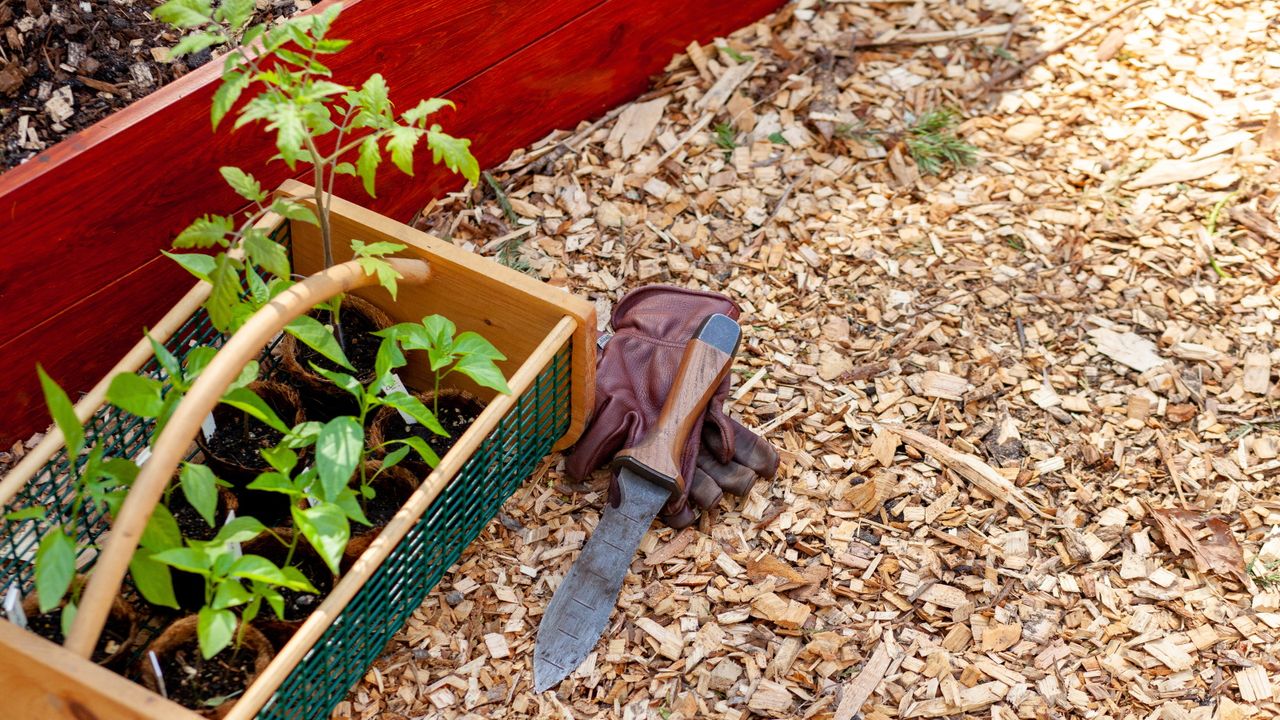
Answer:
258;341;571;720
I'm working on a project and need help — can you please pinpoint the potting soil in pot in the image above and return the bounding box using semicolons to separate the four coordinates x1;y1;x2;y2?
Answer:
381;393;485;461
205;413;284;469
157;638;260;710
28;606;132;663
297;307;383;378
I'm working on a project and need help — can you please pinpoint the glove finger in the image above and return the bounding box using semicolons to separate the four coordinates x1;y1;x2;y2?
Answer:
696;446;758;497
704;418;780;481
688;467;724;510
702;377;737;464
565;407;640;482
661;501;698;529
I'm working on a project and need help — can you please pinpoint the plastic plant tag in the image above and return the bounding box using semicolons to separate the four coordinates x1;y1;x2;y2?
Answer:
3;585;26;629
380;373;417;425
149;650;168;699
135;446;153;466
223;510;243;559
201;412;217;439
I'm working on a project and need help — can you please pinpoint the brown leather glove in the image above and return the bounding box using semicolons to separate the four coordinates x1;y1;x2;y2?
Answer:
566;285;779;528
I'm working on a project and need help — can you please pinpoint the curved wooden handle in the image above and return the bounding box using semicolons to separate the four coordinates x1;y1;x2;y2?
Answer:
65;258;431;658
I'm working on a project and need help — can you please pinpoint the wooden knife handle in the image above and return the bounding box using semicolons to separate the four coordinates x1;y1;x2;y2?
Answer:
613;314;741;493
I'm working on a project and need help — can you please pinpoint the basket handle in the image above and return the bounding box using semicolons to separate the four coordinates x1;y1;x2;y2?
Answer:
65;258;432;658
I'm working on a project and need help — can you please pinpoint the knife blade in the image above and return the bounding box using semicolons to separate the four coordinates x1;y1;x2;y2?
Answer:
533;313;741;692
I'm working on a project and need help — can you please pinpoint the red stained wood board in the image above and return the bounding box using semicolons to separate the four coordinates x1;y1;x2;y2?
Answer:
0;0;784;443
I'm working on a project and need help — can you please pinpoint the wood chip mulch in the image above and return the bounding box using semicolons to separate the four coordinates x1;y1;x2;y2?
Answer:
328;0;1280;717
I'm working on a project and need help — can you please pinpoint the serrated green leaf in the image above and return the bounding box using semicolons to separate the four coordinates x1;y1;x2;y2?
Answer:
174;214;233;248
180;462;219;528
292;503;348;575
243;230;290;279
197;607;236;659
169;31;225;59
35;530;76;613
130;550;178;609
37;366;83;458
106;372;165;418
212;70;250;129
356;135;381;197
214;0;253;29
153;0;212;28
402;97;453;127
207;253;243;332
386;125;420;176
426;127;479;185
351;239;405;258
219;166;266;202
355;256;401;300
163;251;216;282
285;315;353;370
315;417;362;501
269;198;318;225
268;102;308;168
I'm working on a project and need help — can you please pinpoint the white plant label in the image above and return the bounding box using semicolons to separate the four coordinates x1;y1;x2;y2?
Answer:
3;585;26;630
135;446;153;466
201;412;217;439
380;373;417;425
223;510;242;559
149;651;168;698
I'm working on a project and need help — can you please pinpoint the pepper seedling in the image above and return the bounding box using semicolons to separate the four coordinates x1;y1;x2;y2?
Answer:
380;315;512;418
151;516;316;659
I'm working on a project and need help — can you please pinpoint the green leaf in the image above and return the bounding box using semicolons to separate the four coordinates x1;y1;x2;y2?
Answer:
314;38;352;54
226;359;260;393
35;530;76;613
207;253;244;332
356;135;381;197
152;547;211;576
315;417;362;501
245;471;298;496
213;515;267;546
5;507;46;521
373;336;405;383
197;607;236;659
211;579;252;610
173;214;233;248
220;387;289;434
184;346;218;380
394;435;441;468
219;166;266;203
262;585;285;619
452;331;506;361
426;127;480;185
402;97;453;127
420;315;456;351
153;0;212;28
145;332;183;386
243;229;291;279
351;240;405;258
130;550;178;609
37;366;83;458
227;554;289;586
180;463;219;528
60;600;77;639
278;566;318;594
106;372;165;418
386;125;420;176
164;251;216;282
356;73;390;117
269;102;308;168
140;504;183;553
285;315;354;371
214;0;253;29
333;487;370;526
379;392;446;436
292;503;349;576
454;354;511;394
355;256;402;300
260;446;298;474
169;31;225;59
381;444;411;470
269;198;318;225
308;364;363;401
211;70;251;129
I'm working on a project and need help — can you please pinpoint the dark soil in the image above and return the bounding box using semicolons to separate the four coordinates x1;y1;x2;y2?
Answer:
360;475;413;527
169;490;226;542
0;0;297;170
380;394;483;463
156;637;259;711
246;536;332;621
28;605;131;663
206;413;282;471
297;306;381;379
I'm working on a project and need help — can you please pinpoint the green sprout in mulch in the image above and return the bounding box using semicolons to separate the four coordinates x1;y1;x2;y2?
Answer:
903;107;978;175
713;122;739;156
1248;558;1280;590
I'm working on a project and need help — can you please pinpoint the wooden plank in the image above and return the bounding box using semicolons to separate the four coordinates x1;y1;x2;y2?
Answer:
0;619;200;720
0;0;784;445
285;180;596;447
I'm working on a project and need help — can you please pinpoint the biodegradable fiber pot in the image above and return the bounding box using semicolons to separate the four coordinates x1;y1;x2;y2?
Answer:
240;529;334;651
22;574;138;668
342;461;419;571
366;387;486;477
135;615;274;718
278;294;392;400
196;380;305;484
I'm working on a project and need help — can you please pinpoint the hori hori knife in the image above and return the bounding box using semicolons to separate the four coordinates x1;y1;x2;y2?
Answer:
533;313;742;691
